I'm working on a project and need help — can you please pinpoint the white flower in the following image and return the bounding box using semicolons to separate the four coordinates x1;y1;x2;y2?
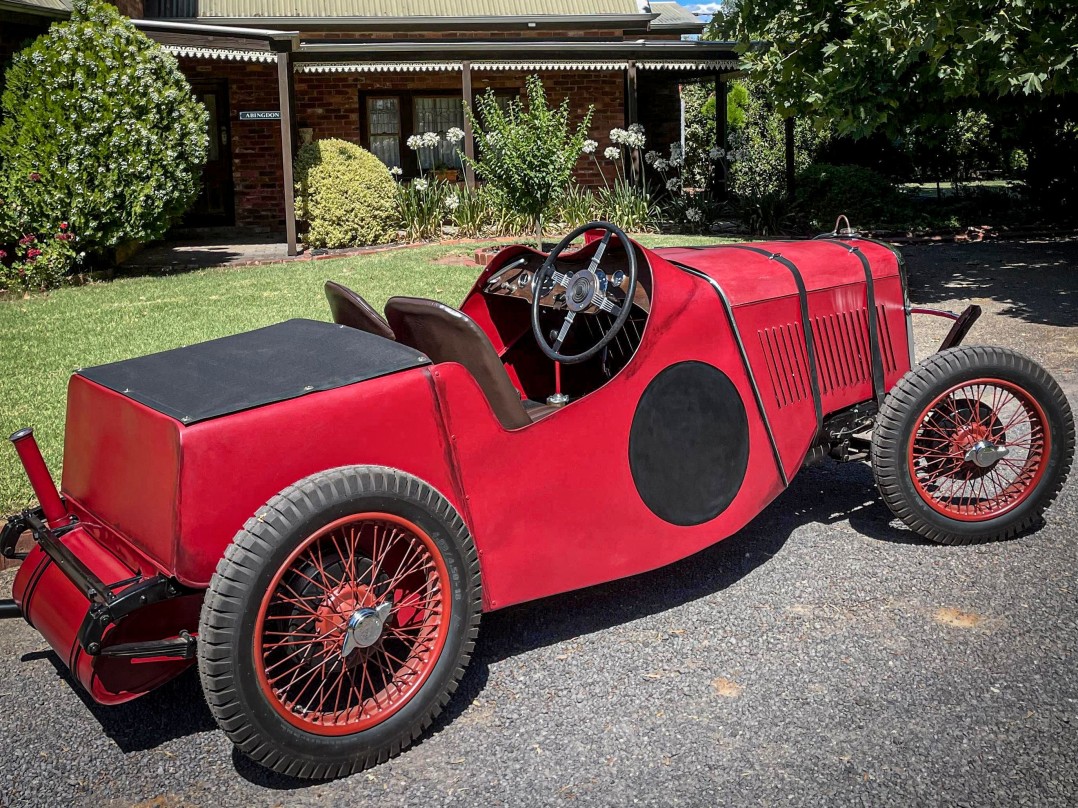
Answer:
445;193;460;211
628;122;645;135
389;166;403;177
406;134;424;151
666;177;681;191
582;139;598;154
603;146;621;160
413;178;429;192
445;127;465;144
709;147;724;161
685;208;703;223
609;127;628;145
422;131;440;148
653;158;669;172
644;150;660;165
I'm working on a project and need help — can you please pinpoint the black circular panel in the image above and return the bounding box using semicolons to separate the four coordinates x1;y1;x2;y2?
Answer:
629;362;750;526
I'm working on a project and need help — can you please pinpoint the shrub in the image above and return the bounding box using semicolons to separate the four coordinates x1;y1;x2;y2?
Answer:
727;82;827;200
0;226;75;293
451;183;498;238
0;0;208;275
795;163;904;230
466;75;593;245
294;139;398;248
396;177;450;242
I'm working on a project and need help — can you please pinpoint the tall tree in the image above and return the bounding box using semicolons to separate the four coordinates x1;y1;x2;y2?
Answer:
713;0;1077;138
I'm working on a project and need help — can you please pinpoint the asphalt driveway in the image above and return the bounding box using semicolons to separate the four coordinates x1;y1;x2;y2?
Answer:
1;238;1076;808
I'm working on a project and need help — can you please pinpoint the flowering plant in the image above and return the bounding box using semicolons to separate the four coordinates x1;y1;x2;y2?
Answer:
0;222;78;292
464;74;593;246
0;0;208;267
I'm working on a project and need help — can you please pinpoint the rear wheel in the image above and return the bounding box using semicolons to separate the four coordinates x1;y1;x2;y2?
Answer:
872;346;1074;544
198;466;481;779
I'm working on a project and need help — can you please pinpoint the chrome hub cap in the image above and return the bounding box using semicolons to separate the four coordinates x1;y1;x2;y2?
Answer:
963;439;1010;468
341;601;393;660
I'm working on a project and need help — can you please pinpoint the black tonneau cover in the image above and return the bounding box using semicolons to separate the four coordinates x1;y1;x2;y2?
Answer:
78;319;429;425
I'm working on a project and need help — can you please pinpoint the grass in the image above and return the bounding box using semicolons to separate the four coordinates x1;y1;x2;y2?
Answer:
0;233;731;513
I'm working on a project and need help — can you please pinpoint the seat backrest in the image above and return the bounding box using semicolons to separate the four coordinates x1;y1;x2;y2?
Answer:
325;281;396;341
385;296;531;430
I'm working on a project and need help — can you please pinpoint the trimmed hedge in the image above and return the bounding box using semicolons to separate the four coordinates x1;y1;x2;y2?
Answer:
294;139;397;248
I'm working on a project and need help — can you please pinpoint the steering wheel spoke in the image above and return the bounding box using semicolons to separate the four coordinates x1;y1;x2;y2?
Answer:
593;293;622;317
548;268;572;289
551;310;577;352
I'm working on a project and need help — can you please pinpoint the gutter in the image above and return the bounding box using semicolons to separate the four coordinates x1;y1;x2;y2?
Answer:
294;38;740;61
132;18;299;50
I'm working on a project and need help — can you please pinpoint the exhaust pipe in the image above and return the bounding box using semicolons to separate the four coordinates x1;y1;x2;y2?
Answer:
9;428;67;528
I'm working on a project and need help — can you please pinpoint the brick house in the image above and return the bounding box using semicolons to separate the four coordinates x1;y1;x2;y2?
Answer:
1;0;737;253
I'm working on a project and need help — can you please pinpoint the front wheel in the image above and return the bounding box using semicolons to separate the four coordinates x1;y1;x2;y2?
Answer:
872;346;1074;545
197;466;482;779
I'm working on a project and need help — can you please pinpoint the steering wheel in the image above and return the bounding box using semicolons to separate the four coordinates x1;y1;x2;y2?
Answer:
530;221;639;364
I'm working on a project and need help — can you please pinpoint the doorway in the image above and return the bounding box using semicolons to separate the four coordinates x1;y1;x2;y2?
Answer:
185;81;235;226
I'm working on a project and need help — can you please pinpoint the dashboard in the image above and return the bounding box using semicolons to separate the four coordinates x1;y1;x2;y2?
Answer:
482;253;651;314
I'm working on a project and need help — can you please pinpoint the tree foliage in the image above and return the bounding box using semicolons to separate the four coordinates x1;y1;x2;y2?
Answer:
0;0;207;260
714;0;1078;138
465;75;593;245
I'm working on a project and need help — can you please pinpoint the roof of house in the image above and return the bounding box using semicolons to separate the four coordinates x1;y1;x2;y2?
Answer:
0;0;70;17
194;0;652;25
649;2;704;32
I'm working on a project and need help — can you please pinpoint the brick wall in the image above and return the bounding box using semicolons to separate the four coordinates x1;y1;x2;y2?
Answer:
109;0;145;18
177;59;684;231
294;68;624;187
179;57;284;231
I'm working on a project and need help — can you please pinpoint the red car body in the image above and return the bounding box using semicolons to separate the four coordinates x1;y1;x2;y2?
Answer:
9;235;914;706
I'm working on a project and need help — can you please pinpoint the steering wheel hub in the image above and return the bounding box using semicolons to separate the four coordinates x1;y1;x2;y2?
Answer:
566;272;596;311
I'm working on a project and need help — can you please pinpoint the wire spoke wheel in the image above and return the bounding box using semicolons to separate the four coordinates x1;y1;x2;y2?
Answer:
198;467;481;779
255;513;450;735
909;381;1048;521
872;346;1074;545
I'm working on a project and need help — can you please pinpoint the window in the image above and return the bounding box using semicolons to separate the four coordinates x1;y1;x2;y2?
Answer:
413;96;464;171
366;97;401;169
360;91;467;176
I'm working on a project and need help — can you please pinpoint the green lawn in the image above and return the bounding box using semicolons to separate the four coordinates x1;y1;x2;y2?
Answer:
0;234;730;513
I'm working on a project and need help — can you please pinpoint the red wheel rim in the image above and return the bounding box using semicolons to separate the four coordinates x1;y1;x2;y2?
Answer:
906;378;1050;522
254;513;451;736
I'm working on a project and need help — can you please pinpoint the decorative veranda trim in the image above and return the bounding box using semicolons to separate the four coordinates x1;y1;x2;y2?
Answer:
295;61;463;73
164;44;278;63
638;60;740;71
471;61;627;71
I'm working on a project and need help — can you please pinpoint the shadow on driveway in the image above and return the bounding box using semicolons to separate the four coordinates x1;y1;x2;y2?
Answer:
23;459;933;790
902;239;1078;327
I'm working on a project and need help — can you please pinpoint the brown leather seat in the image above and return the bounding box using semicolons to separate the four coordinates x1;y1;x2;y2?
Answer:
325;281;396;341
385;296;555;429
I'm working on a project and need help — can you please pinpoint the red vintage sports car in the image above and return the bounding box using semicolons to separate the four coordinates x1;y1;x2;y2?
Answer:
2;222;1073;778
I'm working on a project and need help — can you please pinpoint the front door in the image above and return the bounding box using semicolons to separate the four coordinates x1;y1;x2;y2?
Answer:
185;81;234;226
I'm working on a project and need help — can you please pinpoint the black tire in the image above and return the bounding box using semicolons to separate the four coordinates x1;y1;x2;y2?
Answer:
197;466;482;779
872;346;1074;545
